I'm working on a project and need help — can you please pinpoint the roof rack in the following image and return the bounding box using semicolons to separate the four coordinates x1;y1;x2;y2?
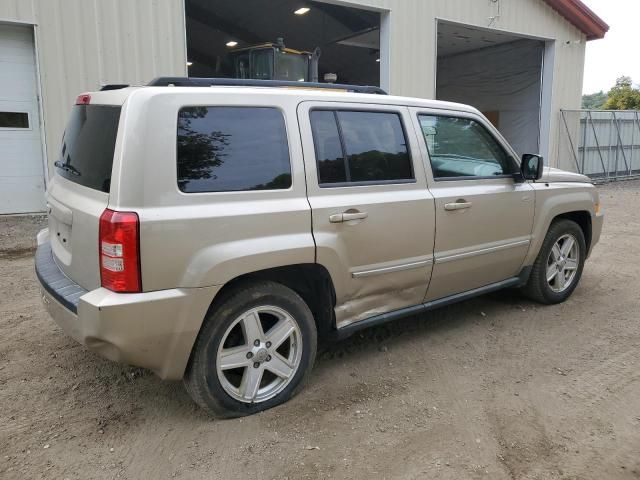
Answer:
147;77;387;95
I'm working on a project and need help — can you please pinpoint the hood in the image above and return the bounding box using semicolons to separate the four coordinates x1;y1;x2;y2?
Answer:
540;167;591;183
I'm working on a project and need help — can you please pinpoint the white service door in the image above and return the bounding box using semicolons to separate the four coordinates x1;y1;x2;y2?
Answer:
0;24;45;214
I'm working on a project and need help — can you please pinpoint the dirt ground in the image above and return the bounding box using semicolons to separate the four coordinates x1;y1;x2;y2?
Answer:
1;181;639;480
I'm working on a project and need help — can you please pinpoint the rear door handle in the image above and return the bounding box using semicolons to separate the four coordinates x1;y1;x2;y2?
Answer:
329;210;368;223
444;201;472;211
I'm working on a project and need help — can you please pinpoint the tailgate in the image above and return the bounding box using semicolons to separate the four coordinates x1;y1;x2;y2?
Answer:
47;103;121;291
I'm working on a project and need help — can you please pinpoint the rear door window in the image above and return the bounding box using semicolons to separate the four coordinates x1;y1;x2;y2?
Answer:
310;109;414;186
56;105;121;193
177;106;292;193
310;110;347;183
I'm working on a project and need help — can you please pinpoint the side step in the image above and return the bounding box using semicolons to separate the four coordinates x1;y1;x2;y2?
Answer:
332;273;529;340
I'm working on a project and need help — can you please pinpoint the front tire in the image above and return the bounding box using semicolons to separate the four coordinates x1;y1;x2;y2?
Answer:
184;281;317;418
522;219;586;304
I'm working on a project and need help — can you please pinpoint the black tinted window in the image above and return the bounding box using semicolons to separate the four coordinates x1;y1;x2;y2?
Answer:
56;105;121;193
338;111;413;182
309;110;413;185
177;107;291;193
310;110;347;183
418;115;515;179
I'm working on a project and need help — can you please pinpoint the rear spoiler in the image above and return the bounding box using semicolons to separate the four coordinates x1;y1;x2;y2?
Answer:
100;84;129;91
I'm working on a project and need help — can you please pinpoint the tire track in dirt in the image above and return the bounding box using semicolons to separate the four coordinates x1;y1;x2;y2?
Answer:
3;185;640;479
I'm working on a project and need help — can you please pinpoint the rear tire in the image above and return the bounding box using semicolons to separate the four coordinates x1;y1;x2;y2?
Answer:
184;281;317;418
522;219;586;304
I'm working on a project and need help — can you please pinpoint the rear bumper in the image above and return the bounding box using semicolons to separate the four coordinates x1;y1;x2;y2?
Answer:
35;240;88;314
35;231;219;380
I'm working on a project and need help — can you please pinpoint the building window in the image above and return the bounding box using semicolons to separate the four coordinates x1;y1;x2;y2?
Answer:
0;112;29;129
177;106;292;193
310;109;414;186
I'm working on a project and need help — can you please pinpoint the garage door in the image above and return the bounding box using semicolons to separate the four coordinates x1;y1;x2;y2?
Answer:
0;24;45;214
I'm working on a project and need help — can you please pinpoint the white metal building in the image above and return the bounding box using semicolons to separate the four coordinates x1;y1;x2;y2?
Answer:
0;0;607;214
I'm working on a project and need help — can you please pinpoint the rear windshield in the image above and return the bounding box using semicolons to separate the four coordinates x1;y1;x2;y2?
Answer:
56;105;121;193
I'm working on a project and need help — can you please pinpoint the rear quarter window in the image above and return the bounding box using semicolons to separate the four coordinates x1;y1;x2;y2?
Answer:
176;106;292;193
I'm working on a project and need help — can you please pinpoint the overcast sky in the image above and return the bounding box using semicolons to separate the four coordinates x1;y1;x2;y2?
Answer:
582;0;637;94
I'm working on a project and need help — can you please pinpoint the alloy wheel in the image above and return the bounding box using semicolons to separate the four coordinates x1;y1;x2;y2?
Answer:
546;233;580;293
215;306;303;403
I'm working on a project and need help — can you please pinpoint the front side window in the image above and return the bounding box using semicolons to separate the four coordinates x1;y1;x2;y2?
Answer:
418;115;515;179
310;109;414;185
177;106;292;193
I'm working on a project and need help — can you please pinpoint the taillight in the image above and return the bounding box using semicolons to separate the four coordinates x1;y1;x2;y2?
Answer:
99;209;141;293
75;93;91;105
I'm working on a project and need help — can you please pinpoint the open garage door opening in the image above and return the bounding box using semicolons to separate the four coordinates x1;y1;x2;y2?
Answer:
185;0;381;87
436;21;546;157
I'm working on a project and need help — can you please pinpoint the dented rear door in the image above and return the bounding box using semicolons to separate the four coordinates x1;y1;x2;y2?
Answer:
298;101;436;329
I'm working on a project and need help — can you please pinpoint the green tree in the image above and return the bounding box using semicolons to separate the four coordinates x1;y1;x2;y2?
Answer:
581;90;607;109
603;76;640;110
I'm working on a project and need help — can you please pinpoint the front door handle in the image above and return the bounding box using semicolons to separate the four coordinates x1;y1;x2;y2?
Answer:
329;210;368;223
444;200;472;211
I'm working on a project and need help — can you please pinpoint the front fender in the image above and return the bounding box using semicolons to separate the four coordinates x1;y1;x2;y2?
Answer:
524;182;599;266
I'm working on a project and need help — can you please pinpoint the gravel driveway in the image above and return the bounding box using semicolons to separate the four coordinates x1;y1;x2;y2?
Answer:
1;181;639;480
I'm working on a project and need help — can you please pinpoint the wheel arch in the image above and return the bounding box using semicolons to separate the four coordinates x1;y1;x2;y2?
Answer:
552;210;592;254
524;186;597;267
521;211;589;305
205;263;337;339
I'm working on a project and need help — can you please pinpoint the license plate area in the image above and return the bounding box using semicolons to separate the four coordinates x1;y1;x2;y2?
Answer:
47;200;73;264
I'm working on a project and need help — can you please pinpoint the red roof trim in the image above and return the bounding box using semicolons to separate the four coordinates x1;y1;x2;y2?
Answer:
544;0;609;40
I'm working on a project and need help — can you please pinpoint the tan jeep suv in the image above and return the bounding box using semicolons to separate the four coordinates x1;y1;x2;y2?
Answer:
36;78;603;417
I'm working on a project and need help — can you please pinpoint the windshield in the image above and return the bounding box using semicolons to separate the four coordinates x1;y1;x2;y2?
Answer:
55;105;121;193
251;49;274;80
275;51;308;81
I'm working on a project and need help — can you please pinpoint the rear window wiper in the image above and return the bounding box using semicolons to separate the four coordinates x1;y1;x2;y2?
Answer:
54;160;81;177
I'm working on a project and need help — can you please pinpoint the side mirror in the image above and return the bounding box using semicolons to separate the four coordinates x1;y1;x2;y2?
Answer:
521;154;544;181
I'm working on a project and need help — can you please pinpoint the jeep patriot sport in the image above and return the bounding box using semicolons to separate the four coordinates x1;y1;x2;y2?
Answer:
36;78;603;417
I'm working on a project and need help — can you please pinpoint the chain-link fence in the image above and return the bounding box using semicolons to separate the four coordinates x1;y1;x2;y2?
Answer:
559;110;640;182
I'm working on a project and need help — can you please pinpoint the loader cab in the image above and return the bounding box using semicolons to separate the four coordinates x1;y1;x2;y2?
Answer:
228;39;320;82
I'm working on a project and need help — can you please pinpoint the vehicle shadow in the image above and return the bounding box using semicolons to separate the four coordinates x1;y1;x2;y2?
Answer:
39;288;537;424
316;288;536;363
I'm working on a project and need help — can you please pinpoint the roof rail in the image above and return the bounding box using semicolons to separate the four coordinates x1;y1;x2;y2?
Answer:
147;77;387;95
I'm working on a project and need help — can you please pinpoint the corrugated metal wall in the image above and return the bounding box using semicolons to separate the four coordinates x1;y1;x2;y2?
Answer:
331;0;587;168
560;110;640;179
0;0;586;178
0;0;186;179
